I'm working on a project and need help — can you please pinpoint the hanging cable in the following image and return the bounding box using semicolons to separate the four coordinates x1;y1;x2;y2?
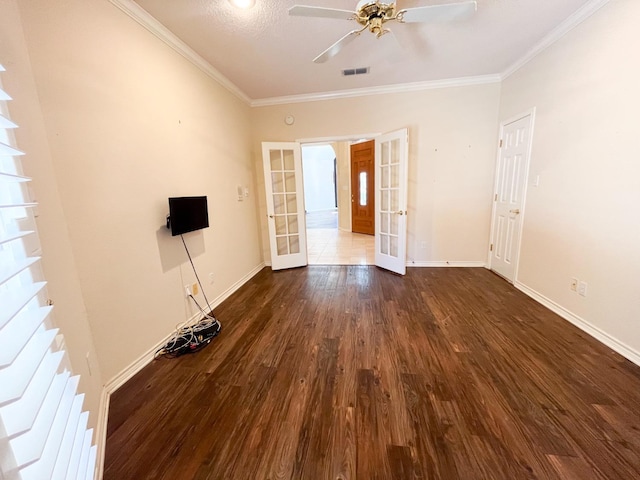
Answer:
155;236;221;358
181;234;212;308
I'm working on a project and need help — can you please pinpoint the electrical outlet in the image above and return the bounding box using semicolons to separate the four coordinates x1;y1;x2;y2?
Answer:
578;281;588;297
185;284;191;297
420;241;427;249
570;278;578;292
209;272;215;284
192;282;199;296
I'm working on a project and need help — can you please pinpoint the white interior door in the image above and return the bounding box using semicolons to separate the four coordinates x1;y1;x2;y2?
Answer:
375;128;409;275
262;142;308;270
490;112;534;281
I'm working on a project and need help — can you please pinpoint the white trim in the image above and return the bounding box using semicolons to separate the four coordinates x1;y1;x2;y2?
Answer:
297;133;380;144
107;0;250;105
408;261;486;268
93;389;110;480
515;281;640;367
93;262;265;478
502;0;610;79
251;74;502;107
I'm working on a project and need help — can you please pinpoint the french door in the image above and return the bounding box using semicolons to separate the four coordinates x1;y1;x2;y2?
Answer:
374;129;409;275
261;142;308;270
262;129;409;275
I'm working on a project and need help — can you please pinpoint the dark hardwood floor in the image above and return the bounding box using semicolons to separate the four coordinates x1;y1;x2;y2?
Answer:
104;267;640;479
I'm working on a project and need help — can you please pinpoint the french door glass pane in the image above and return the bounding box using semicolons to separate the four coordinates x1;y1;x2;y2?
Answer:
390;189;399;212
287;215;298;234
391;165;399;186
286;194;297;214
273;194;285;215
390;139;399;163
275;216;287;235
390;214;399;236
380;213;389;234
381;190;389;211
276;236;288;256
390;236;398;257
283;150;295;170
381;166;389;189
381;235;389;255
272;172;284;193
381;142;389;165
270;150;282;171
289;236;300;254
284;172;296;192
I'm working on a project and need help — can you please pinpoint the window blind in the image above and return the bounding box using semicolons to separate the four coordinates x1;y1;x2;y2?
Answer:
0;65;96;480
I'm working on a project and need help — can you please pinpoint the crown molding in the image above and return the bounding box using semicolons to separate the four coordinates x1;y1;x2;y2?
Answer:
250;74;502;107
502;0;610;80
108;0;251;105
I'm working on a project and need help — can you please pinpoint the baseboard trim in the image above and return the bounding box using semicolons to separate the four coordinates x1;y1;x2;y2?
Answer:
514;281;640;367
94;262;265;479
93;388;110;480
408;261;487;268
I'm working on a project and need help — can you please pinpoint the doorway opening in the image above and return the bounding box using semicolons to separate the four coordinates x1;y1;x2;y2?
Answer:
301;142;374;265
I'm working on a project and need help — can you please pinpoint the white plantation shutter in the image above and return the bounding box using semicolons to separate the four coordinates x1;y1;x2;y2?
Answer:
0;65;96;480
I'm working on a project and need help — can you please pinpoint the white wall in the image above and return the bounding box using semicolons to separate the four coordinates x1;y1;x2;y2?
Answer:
253;84;502;265
302;144;336;212
333;141;352;231
16;0;263;383
499;0;640;358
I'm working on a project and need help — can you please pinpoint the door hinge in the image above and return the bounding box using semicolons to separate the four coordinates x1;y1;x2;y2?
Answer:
490;243;493;252
494;193;497;201
499;139;503;148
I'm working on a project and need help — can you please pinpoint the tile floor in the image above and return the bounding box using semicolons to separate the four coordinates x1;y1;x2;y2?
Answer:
306;228;375;265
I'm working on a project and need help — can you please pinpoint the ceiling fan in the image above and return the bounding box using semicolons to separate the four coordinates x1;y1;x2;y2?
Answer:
289;1;477;63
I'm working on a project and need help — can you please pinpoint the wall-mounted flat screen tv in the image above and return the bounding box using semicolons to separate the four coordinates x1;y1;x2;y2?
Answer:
168;196;209;236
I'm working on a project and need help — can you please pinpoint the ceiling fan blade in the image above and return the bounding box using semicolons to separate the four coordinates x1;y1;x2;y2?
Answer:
289;5;356;20
384;29;409;63
399;0;477;23
313;30;361;63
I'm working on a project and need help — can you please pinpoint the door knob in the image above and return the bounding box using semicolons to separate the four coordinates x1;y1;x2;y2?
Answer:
510;209;520;214
396;210;404;216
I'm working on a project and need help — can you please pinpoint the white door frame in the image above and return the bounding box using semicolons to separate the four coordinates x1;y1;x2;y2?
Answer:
488;108;536;283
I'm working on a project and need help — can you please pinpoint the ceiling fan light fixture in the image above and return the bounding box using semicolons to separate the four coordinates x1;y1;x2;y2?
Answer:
228;0;255;9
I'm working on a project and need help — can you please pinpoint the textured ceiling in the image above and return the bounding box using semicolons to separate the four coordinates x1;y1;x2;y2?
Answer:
132;0;594;100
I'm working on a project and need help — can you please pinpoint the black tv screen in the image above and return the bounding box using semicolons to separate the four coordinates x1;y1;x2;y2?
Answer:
168;196;209;236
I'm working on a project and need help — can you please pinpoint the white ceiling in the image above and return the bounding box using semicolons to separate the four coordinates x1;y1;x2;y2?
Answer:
131;0;594;101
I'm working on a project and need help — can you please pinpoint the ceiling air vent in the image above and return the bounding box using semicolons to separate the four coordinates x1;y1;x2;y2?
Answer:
342;67;370;76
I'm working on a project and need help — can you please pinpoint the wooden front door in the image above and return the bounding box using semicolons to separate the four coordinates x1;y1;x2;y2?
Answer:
350;140;375;235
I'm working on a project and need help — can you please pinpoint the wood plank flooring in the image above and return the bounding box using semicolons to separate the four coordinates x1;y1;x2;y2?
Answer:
104;267;640;479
